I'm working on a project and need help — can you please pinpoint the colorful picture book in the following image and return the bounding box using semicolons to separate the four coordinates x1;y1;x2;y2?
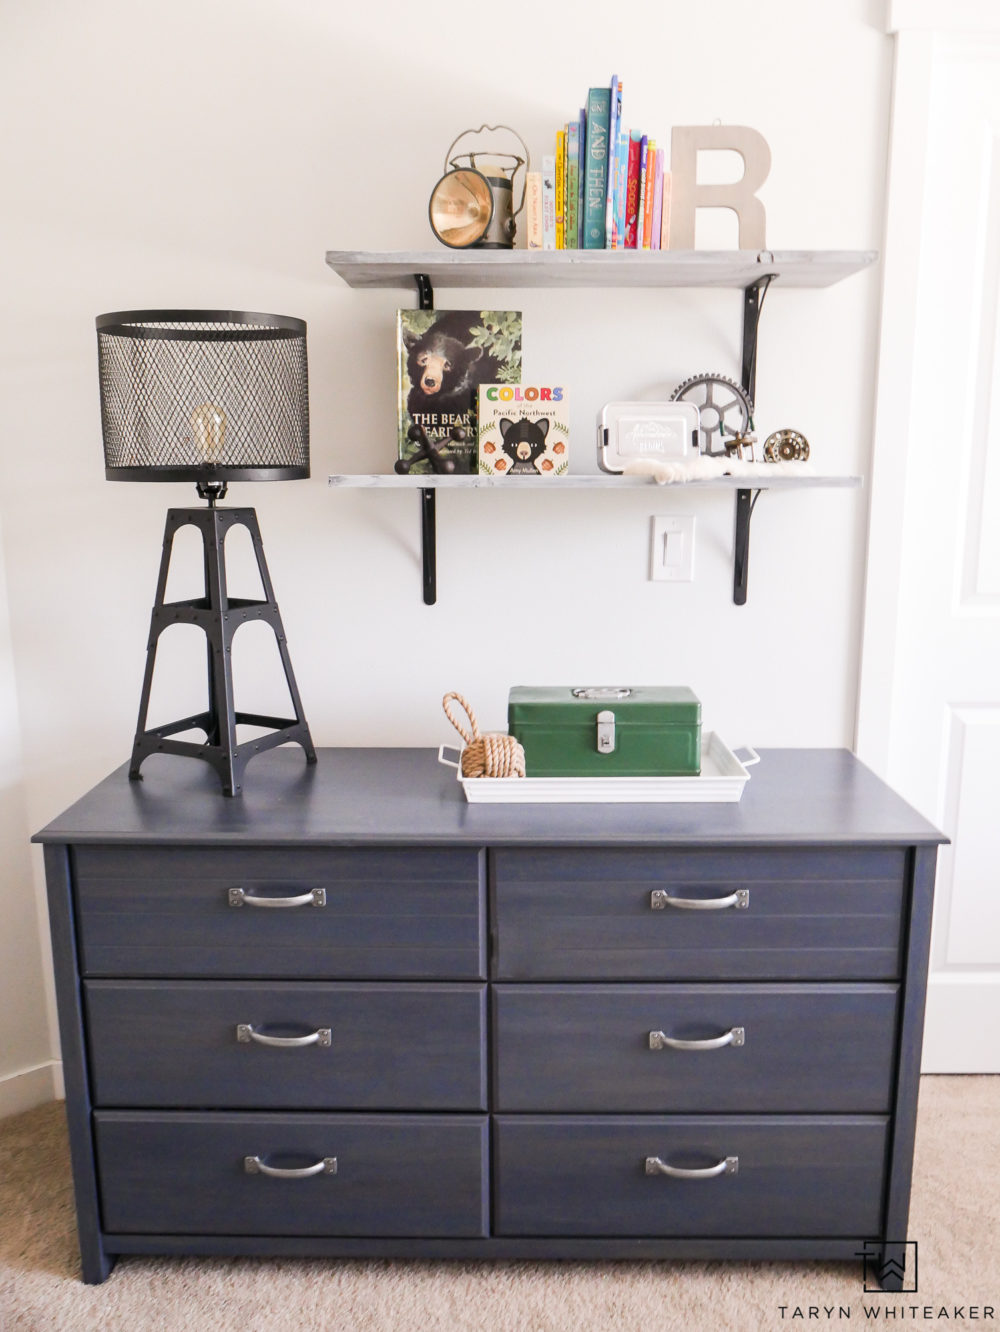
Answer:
397;311;522;475
541;154;556;250
583;86;610;249
524;173;543;249
552;76;673;250
478;385;569;477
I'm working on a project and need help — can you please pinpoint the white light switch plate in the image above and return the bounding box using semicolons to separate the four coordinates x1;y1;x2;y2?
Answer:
650;514;696;581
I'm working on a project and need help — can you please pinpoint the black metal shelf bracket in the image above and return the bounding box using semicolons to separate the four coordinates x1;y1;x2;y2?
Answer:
734;487;762;607
413;273;438;604
733;274;773;605
415;273;434;311
408;269;775;607
420;487;437;605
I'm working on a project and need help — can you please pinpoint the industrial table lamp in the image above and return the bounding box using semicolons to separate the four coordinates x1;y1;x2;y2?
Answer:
96;309;316;796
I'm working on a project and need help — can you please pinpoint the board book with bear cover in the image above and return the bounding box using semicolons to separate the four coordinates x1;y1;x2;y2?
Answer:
396;310;522;474
477;384;570;477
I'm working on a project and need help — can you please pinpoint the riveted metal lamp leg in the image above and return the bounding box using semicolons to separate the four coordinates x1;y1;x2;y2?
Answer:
129;507;316;796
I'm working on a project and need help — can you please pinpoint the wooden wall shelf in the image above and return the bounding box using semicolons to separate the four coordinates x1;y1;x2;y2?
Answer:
325;247;876;604
325;249;877;291
328;474;862;491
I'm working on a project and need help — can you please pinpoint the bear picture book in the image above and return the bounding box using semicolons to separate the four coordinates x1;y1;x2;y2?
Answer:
396;310;522;474
477;384;570;477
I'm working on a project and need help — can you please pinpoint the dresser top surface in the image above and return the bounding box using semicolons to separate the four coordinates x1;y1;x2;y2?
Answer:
34;747;945;848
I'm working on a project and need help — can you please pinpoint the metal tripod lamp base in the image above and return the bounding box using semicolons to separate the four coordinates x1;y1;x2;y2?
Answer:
130;506;316;796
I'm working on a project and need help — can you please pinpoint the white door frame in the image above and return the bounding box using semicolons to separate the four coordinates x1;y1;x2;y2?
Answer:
857;0;1000;1070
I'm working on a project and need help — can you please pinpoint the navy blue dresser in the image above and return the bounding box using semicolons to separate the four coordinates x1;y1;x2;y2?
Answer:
34;747;944;1286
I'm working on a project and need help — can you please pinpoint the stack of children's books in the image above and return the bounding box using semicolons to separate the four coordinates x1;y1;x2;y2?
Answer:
524;77;670;251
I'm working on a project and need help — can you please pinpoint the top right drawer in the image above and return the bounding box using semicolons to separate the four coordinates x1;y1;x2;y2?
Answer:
492;847;907;981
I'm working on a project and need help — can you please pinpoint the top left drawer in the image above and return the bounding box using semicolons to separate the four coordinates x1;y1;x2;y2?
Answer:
73;846;485;979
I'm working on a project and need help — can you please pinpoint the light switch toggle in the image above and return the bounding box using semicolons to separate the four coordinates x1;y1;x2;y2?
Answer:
650;515;696;582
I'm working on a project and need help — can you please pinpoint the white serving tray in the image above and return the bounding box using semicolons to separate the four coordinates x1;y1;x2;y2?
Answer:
437;732;760;804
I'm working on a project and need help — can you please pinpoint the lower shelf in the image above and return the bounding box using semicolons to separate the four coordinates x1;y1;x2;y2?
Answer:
327;472;862;606
328;472;861;489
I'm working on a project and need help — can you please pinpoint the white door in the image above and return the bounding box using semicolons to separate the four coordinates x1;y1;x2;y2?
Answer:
858;6;1000;1071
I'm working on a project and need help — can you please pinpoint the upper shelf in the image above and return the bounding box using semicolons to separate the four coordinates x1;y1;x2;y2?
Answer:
324;249;878;292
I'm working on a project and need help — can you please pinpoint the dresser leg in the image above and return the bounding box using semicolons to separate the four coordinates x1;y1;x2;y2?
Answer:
870;1239;913;1293
80;1246;116;1284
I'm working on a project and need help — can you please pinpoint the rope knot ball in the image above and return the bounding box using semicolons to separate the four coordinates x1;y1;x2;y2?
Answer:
442;692;525;778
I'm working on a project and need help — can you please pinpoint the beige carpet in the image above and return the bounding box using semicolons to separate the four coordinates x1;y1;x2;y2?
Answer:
1;1078;997;1331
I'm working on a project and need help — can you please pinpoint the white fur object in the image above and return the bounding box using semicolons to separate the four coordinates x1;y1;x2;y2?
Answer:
622;456;818;484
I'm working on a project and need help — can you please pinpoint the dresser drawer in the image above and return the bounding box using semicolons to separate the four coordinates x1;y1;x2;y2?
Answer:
74;846;485;978
493;983;898;1112
494;1115;887;1237
95;1111;489;1237
493;848;906;980
85;980;486;1110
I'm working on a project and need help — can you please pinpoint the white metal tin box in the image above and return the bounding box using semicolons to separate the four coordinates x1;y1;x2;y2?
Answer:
597;401;700;473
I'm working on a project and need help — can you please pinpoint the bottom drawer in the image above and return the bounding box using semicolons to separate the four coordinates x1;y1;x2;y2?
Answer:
95;1112;488;1237
494;1116;887;1237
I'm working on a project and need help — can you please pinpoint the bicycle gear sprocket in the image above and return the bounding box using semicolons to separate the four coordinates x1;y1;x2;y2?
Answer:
669;373;754;457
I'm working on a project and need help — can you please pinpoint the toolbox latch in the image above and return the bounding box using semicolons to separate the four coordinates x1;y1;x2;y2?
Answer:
596;710;616;754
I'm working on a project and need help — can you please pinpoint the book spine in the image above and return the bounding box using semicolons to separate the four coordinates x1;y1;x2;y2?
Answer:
582;86;610;249
565;122;580;250
636;135;649;249
555;130;566;249
577;108;586;247
605;76;620;249
615;132;629;250
650;148;664;250
624;131;641;248
659;169;672;250
642;138;656;248
525;172;543;250
541;154;556;250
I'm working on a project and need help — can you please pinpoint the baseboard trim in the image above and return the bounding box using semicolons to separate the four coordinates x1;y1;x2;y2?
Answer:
0;1061;60;1118
922;974;1000;1072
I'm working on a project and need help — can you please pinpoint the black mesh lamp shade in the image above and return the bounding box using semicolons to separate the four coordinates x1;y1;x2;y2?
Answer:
95;309;316;796
97;309;309;486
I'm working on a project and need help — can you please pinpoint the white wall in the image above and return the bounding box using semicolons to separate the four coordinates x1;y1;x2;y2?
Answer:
0;0;892;1097
0;515;55;1113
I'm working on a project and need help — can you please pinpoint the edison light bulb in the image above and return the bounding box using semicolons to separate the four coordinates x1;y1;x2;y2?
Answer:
190;402;227;462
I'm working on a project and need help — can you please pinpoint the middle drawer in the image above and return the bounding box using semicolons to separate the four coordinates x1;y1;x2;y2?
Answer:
85;981;486;1110
493;983;898;1113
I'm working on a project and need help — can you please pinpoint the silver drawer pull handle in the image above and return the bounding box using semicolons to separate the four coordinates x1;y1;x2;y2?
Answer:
649;1027;745;1051
236;1025;332;1048
228;887;327;909
244;1155;337;1179
650;889;749;911
645;1155;739;1179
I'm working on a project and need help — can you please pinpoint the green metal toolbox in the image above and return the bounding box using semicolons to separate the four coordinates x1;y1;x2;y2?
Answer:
508;686;701;778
